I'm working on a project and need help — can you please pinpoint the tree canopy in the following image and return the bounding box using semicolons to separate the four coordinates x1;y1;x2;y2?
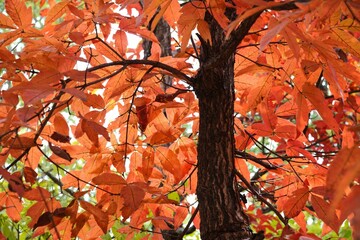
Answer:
0;0;359;239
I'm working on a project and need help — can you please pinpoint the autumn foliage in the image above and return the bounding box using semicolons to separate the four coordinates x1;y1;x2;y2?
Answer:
0;0;360;239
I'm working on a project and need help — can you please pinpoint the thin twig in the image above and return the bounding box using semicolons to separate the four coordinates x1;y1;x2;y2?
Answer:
235;170;288;226
177;206;199;240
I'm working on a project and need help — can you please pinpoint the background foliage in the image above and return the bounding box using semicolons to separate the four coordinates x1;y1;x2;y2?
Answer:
0;0;359;239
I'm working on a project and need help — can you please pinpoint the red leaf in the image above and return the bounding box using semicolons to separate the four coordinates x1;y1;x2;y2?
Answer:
33;212;52;229
0;168;25;197
50;132;71;143
136;104;149;132
27;201;46;228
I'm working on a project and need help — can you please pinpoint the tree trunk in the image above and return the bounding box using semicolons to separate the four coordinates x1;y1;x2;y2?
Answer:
194;13;252;240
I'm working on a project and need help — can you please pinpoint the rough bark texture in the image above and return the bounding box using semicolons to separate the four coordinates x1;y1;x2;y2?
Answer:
193;12;253;240
154;18;172;91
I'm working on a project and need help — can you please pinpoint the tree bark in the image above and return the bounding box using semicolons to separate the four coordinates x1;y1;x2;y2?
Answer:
194;12;253;240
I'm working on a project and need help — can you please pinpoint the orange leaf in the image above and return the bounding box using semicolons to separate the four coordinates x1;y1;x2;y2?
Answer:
0;192;23;221
178;1;205;53
5;0;32;28
83;93;105;109
140;148;154;181
119;17;159;43
259;18;290;51
226;5;269;38
60;88;87;101
121;184;145;220
81;118;110;143
311;194;340;232
283;187;309;218
174;207;188;229
114;30;128;55
23;187;51;201
92;173;127;185
302;83;339;134
197;20;212;45
235;158;250;184
54;114;70;137
340;185;360;222
326;146;360;210
71;212;90;238
295;90;310;133
80;200;109;234
0;12;16;29
162;0;181;29
286;140;316;163
45;0;71;26
156;147;182;182
6;136;37;149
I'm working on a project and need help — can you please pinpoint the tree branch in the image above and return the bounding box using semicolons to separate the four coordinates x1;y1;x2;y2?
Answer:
87;59;193;85
235;150;279;170
205;0;307;69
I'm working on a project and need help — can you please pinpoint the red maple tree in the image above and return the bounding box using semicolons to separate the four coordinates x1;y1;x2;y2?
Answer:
0;0;359;239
